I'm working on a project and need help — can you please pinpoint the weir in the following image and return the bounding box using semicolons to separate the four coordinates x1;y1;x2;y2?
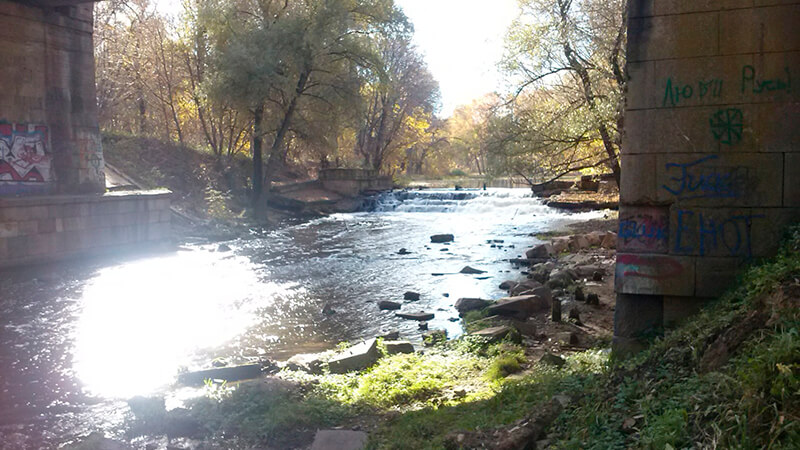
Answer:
614;0;800;351
0;1;171;267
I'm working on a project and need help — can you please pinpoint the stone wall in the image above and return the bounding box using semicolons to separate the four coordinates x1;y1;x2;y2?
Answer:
0;190;171;268
0;1;105;195
319;168;393;197
615;0;800;350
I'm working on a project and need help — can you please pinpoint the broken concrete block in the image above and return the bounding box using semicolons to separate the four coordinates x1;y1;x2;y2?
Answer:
327;339;380;374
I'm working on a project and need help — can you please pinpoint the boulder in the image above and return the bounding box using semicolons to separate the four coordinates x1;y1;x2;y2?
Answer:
460;266;487;274
574;264;605;278
574;286;585;302
525;243;553;259
398;248;412;255
311;430;368;450
430;234;455;243
286;353;326;374
378;300;401;310
556;332;580;346
423;329;447;346
403;291;421;301
418;321;429;330
499;280;517;290
396;312;435;321
217;244;232;252
177;364;262;386
488;295;549;320
600;231;617;249
510;279;543;296
454;298;492;316
528;286;553;304
327;339;380;374
586;293;600;306
384;340;415;355
471;325;514;342
550;237;570;254
585;231;605;247
539;352;566;367
592;270;604;282
547;269;576;289
568;235;590;251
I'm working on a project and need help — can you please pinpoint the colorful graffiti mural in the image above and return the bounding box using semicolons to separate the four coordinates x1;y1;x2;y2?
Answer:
0;121;53;184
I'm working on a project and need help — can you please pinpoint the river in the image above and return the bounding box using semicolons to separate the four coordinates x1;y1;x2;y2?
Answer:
0;188;604;447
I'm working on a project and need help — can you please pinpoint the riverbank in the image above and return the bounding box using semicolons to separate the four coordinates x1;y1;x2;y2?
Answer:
63;223;797;450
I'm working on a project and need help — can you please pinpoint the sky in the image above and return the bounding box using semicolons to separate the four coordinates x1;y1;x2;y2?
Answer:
153;0;519;117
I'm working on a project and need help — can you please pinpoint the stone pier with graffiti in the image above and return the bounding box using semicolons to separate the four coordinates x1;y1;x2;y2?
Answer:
615;0;800;351
0;1;170;267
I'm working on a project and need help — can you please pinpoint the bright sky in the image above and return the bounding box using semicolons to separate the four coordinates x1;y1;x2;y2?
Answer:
397;0;518;116
153;0;518;117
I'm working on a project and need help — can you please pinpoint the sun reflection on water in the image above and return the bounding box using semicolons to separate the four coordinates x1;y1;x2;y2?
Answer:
73;249;280;399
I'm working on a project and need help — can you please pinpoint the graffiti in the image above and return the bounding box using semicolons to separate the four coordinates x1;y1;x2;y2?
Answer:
75;130;105;185
662;155;750;200
617;254;685;280
619;211;669;253
709;108;743;145
674;209;765;257
741;65;791;95
662;77;723;107
0;121;53;183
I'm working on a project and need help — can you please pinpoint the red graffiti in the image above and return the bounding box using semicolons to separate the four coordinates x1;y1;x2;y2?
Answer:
617;254;684;280
0;161;44;182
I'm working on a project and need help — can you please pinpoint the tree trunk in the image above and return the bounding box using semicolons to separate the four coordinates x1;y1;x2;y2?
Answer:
252;105;264;214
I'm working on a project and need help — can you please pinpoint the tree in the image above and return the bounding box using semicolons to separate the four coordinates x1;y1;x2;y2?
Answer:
354;37;440;171
200;0;407;213
500;0;627;186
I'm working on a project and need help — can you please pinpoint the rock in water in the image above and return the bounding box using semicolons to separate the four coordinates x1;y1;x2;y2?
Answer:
499;280;517;290
378;300;401;310
384;340;415;355
398;248;411;255
396;312;435;321
403;291;421;301
454;298;492;316
525;243;552;259
460;266;486;274
430;234;455;243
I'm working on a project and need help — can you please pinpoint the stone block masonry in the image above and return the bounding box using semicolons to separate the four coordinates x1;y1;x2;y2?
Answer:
615;0;800;352
0;1;105;195
0;190;171;268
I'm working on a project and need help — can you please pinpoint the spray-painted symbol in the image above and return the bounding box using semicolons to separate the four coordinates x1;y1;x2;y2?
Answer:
709;108;743;145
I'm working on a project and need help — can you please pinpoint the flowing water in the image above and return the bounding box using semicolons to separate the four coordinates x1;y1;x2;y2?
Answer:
0;188;604;447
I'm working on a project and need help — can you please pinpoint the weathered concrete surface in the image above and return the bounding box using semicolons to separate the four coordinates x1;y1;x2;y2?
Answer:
0;190;172;268
615;0;800;352
0;1;106;195
327;338;380;374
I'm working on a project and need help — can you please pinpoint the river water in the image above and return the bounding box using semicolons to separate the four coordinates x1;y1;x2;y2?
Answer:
0;188;603;447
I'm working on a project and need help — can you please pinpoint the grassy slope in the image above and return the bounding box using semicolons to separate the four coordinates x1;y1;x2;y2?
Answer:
161;232;799;449
102;133;251;219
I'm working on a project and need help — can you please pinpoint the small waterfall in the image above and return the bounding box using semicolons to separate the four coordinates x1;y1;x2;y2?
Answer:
363;188;549;215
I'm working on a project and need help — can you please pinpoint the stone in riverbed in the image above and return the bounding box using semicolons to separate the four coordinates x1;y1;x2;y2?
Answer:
499;280;517;290
487;295;549;320
454;298;492;316
177;364;262;386
396;312;435;321
379;330;400;340
460;266;486;274
525;243;553;259
403;291;421;301
384;340;415;355
311;429;368;450
378;300;401;310
430;234;455;243
398;248;412;255
327;338;380;374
